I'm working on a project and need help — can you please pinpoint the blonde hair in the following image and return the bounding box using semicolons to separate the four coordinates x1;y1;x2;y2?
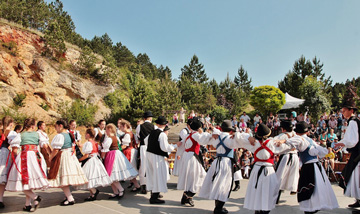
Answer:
106;123;117;135
120;120;131;129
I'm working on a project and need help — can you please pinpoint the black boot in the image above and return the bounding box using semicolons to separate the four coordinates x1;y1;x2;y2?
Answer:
184;191;195;207
349;200;360;208
181;192;187;205
232;181;240;191
213;200;228;214
276;190;282;204
140;185;147;194
149;192;165;204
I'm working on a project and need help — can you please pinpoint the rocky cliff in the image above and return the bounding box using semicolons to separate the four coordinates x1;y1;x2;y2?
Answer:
0;21;114;123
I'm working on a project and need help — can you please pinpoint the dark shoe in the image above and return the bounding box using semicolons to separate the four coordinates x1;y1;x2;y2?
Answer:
232;185;240;191
149;198;165;204
127;183;134;189
118;191;125;199
23;205;32;212
0;201;4;208
290;191;297;195
185;197;194;207
140;185;147;194
108;194;119;200
84;195;95;201
349;200;360;208
131;187;141;192
34;195;42;211
158;194;163;198
214;209;228;214
60;200;75;206
181;193;187;205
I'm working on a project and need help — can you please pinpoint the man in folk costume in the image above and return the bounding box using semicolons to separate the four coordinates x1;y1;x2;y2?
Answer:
286;121;338;214
198;120;251;214
145;116;174;204
274;120;299;204
335;84;360;207
177;118;212;207
234;124;293;214
135;111;156;194
173;119;192;176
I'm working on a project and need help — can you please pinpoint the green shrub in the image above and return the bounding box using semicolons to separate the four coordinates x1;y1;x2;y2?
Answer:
1;40;18;56
208;106;230;125
1;107;27;124
59;99;98;126
13;93;26;107
40;102;50;111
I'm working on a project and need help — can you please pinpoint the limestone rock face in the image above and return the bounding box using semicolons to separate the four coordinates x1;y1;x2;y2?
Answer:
0;23;113;123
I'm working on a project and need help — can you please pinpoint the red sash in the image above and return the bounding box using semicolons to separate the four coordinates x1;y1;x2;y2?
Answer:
20;145;46;185
185;132;200;155
253;139;274;164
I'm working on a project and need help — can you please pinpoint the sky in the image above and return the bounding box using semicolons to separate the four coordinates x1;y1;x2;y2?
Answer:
52;0;360;87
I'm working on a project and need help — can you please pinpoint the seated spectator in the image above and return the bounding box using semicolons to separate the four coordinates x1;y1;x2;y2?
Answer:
239;118;247;131
324;147;335;172
253;113;261;127
297;112;304;121
318;130;328;146
319;122;329;135
231;115;238;128
341;121;348;140
327;128;338;148
317;116;326;129
332;138;343;162
328;115;338;132
242;154;251;179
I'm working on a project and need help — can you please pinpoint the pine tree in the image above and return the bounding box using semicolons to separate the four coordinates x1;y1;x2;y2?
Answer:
180;55;208;83
234;65;253;94
43;20;66;60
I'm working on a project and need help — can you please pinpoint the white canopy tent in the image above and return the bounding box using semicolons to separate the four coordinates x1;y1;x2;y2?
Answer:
281;93;305;110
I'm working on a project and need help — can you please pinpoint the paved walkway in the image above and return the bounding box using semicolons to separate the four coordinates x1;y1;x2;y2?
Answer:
1;176;358;214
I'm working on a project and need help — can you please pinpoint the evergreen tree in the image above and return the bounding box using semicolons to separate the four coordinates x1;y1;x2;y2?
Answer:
76;46;97;77
43;20;66;59
180;55;208;83
112;42;136;68
234;65;253;94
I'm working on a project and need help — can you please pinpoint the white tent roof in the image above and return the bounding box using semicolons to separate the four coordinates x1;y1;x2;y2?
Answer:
281;93;305;110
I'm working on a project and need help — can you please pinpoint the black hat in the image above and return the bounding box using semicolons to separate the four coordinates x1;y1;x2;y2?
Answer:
280;120;293;132
164;125;170;131
221;120;236;132
294;121;308;133
255;124;271;139
143;111;154;118
342;85;359;111
190;118;202;131
187;118;193;125
155;116;168;125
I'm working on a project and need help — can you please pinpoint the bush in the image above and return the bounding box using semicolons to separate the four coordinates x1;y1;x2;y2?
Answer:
1;40;18;56
13;93;26;107
40;102;50;111
59;99;98;126
1;107;27;124
208;106;230;125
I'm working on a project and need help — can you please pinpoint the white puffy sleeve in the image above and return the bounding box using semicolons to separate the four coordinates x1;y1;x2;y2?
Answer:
121;134;131;146
101;136;112;153
82;141;93;154
233;132;251;148
38;131;49;148
51;134;65;149
192;132;213;145
159;132;174;152
308;143;328;158
8;131;21;148
339;120;359;149
286;135;310;152
94;128;99;138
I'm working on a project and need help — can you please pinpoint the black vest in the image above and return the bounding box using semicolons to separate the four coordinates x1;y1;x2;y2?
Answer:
147;129;168;157
340;116;360;190
139;122;154;146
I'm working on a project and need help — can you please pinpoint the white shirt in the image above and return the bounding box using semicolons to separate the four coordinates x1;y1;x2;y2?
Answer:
101;135;121;153
240;115;251;123
94;127;105;138
144;128;174;153
8;131;21;148
253;116;261;123
82;140;101;155
51;134;67;149
339;120;359;149
37;130;49;148
206;132;240;155
184;131;213;149
121;133;132;146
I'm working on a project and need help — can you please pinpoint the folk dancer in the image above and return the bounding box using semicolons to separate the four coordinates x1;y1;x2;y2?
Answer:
173;119;191;176
145;117;174;204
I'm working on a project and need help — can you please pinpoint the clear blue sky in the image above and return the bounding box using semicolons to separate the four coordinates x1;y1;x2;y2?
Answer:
53;0;360;87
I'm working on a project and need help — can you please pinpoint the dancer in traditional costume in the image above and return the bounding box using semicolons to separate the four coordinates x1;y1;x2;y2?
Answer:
173;119;191;176
0;116;14;209
6;118;48;212
198;120;250;214
119;120;141;192
287;121;338;214
335;85;360;207
36;121;52;167
101;123;138;199
177;118;212;207
48;119;88;206
94;120;106;143
135;111;155;194
145;117;174;204
77;129;112;201
235;124;293;214
274;120;299;204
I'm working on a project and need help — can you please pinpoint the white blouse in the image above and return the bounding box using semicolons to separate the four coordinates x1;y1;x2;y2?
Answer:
101;135;120;153
94;128;105;138
8;131;21;148
184;131;213;149
37;130;49;148
339;120;359;149
51;134;66;149
287;134;328;163
121;133;131;146
206;132;240;155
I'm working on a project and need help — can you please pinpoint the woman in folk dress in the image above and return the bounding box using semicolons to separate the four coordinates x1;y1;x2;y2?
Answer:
6;118;48;212
77;128;112;201
36;121;52;168
101;123;138;199
48;119;88;206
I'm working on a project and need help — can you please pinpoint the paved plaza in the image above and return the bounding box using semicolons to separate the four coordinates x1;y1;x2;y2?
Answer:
1;176;358;214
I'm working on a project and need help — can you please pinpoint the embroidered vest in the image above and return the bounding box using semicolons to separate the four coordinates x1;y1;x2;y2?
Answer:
20;132;39;146
216;135;234;158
